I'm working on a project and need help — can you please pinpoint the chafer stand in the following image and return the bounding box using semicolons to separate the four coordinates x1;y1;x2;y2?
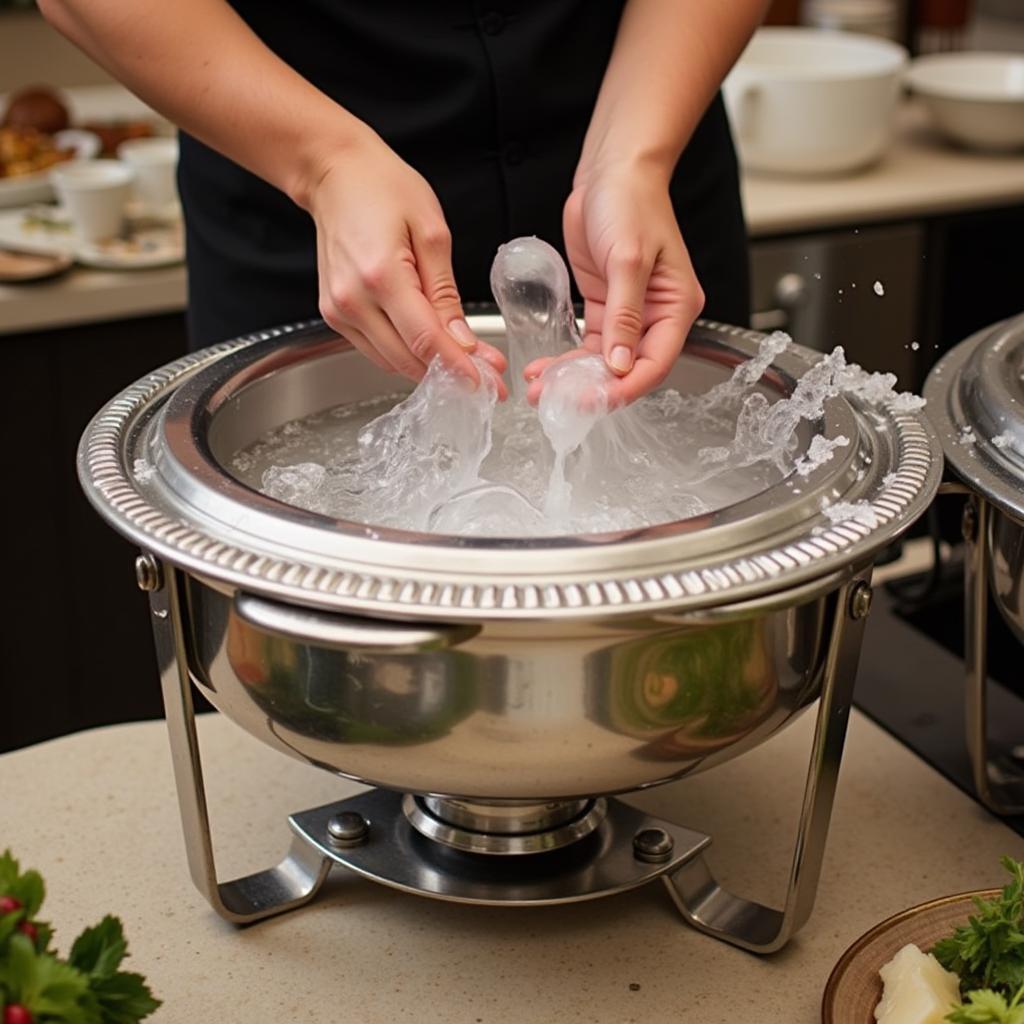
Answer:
142;552;872;954
962;493;1024;815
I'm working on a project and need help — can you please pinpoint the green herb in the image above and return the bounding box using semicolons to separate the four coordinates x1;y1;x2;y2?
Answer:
947;984;1024;1024
0;850;159;1024
934;857;1024;997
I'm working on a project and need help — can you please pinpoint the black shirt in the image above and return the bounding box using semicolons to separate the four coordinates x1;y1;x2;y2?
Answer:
178;0;749;348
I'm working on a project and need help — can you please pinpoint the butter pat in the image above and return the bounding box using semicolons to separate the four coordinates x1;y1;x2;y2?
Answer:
875;943;961;1024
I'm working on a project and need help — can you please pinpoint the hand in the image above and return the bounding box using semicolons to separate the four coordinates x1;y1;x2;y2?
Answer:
525;169;703;407
306;132;507;396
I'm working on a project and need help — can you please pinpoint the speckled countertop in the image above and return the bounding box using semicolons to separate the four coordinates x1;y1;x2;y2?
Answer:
3;99;1024;337
2;708;1021;1023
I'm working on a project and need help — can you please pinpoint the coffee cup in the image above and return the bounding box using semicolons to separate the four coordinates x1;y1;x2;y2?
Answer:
117;137;179;215
50;159;134;243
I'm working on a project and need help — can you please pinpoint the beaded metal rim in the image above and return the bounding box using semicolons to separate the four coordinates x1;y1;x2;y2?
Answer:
924;314;1024;524
78;319;942;620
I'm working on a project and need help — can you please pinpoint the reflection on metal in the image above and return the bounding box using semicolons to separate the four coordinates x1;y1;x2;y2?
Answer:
964;497;1024;815
149;561;331;924
291;790;710;907
925;314;1024;816
402;795;607;856
663;570;870;953
151;556;873;950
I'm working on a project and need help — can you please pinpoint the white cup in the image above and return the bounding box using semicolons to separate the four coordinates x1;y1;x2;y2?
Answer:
117;137;179;214
50;160;134;243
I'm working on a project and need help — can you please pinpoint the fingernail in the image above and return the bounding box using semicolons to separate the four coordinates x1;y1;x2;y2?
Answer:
448;318;477;350
609;345;633;373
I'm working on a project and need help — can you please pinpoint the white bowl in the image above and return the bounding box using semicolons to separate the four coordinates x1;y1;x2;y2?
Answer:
724;27;908;175
906;52;1024;152
50;159;134;243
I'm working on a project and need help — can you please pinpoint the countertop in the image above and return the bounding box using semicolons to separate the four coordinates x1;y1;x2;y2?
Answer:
3;99;1024;336
2;708;1021;1023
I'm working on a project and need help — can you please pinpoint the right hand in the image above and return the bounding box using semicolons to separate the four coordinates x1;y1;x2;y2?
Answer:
304;132;507;395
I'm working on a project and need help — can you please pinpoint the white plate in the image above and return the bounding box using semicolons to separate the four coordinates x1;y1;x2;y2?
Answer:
0;204;183;269
0;206;76;255
75;224;183;270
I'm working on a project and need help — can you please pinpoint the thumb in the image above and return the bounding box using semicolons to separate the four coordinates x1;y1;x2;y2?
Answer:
413;222;478;353
602;249;649;376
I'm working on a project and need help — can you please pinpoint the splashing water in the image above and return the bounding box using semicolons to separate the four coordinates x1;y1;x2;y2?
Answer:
234;238;924;538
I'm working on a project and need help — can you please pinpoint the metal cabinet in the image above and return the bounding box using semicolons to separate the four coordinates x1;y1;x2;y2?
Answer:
750;222;925;387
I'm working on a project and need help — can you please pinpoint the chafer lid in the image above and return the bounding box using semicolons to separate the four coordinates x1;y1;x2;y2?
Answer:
925;313;1024;521
78;318;942;620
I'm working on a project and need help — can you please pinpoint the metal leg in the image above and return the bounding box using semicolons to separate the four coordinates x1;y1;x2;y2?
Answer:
145;557;332;924
662;570;872;954
964;497;1024;815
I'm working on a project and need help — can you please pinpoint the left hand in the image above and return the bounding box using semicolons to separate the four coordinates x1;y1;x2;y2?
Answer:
525;169;704;407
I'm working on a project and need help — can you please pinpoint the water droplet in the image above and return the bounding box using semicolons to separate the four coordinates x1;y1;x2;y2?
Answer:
873;280;885;296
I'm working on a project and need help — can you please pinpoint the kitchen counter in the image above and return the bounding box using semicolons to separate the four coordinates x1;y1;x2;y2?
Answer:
0;264;185;335
3;100;1024;338
742;101;1024;236
2;708;1020;1022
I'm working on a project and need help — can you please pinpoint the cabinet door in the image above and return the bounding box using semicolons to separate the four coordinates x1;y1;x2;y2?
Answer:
750;223;924;389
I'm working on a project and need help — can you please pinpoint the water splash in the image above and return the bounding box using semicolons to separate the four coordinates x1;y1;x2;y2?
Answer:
238;238;924;538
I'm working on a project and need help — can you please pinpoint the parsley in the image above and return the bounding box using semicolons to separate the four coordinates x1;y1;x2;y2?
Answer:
0;850;159;1024
934;857;1024;997
947;985;1024;1024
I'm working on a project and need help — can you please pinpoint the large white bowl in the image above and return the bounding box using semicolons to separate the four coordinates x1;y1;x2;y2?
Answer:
906;52;1024;152
724;27;908;175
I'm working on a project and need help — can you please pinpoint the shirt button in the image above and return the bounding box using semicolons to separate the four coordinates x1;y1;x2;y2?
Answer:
503;141;524;166
480;11;505;35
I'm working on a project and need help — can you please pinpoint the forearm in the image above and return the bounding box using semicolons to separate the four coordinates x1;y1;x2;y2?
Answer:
37;0;370;207
576;0;768;185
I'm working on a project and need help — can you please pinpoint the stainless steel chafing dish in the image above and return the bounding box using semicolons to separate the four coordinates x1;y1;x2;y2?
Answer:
78;316;941;953
925;313;1024;815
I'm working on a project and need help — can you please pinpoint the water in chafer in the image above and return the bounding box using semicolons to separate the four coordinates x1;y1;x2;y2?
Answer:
231;237;922;537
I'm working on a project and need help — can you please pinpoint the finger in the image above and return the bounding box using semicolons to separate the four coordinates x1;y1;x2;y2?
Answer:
411;222;480;355
523;355;556;382
337;325;398;375
603;314;689;406
316;234;408;377
524;349;606;407
380;269;482;388
318;283;404;376
474;342;509;401
601;247;651;377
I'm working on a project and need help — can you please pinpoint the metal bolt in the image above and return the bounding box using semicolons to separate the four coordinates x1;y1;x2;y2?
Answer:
962;501;977;544
326;811;369;848
849;582;873;620
135;553;163;592
633;828;674;863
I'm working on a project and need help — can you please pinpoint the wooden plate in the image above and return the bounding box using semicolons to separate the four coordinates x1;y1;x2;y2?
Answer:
0;247;73;282
821;888;998;1023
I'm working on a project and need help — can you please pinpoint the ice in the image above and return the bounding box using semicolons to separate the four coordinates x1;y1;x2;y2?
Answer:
231;238;926;538
262;462;325;504
490;237;579;401
794;434;850;477
133;458;155;483
823;500;879;529
992;432;1013;450
536;353;612;524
